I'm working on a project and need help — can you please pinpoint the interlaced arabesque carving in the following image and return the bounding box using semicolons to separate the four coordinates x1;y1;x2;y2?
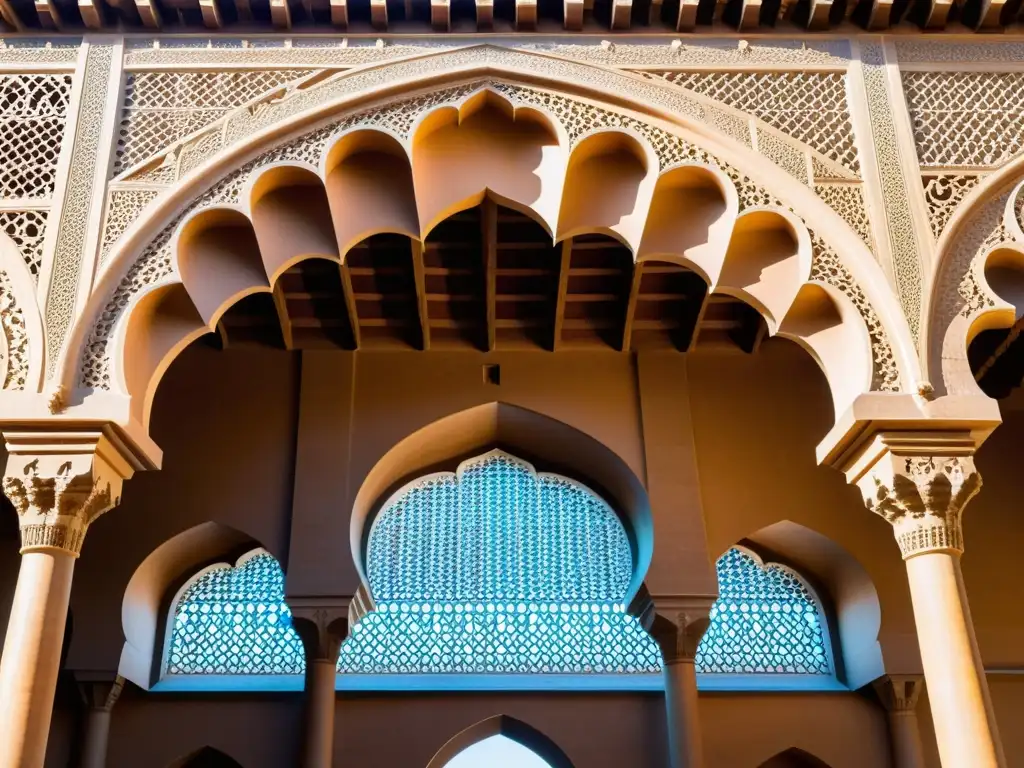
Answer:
923;174;984;240
0;210;47;278
0;270;28;390
80;81;899;394
815;183;873;253
862;44;923;344
695;547;831;676
45;43;113;379
100;190;160;264
0;74;71;199
165;552;304;676
903;71;1024;168
649;71;859;174
113;71;310;176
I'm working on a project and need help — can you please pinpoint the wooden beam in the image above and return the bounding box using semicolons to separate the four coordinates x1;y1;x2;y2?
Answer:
476;0;493;25
920;0;952;26
648;0;662;22
564;0;584;28
371;0;388;27
270;0;291;26
329;0;348;24
676;0;699;28
338;262;361;350
411;240;431;351
734;0;762;28
0;0;25;30
970;0;1005;27
482;199;498;352
272;282;294;350
133;0;161;26
851;0;891;28
78;0;102;27
431;0;450;28
199;0;223;26
34;0;61;27
552;238;573;351
804;0;832;27
621;263;643;353
515;0;537;28
611;0;632;26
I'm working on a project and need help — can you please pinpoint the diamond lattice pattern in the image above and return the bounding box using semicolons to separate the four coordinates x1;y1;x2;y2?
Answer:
113;70;309;176
0;74;71;199
165;552;304;676
695;548;832;676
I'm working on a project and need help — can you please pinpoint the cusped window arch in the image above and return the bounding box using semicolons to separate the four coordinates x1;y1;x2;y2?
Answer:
338;450;661;684
695;546;838;689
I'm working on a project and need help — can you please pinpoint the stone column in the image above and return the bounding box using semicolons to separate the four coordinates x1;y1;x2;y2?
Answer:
76;674;124;768
854;443;1004;768
650;603;711;768
873;675;926;768
0;431;134;768
290;599;350;768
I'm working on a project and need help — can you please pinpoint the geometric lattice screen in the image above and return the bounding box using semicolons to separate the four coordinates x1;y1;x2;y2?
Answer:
694;547;833;676
164;551;304;677
338;451;662;676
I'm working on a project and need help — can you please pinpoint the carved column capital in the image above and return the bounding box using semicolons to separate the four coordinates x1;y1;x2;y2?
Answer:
288;597;352;664
75;673;125;713
2;431;138;555
858;452;979;558
872;675;924;714
648;598;714;665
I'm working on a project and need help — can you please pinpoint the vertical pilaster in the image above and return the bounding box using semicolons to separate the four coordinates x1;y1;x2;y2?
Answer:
873;675;926;768
850;40;931;345
41;36;122;380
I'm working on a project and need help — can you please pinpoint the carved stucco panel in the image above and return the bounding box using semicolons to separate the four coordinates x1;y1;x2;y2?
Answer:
80;80;900;397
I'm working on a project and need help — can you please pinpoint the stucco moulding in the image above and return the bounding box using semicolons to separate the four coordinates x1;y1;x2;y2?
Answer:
121;36;850;69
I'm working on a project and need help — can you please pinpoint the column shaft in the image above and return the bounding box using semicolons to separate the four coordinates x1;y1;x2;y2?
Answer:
663;659;703;768
0;550;76;768
80;708;112;768
887;711;926;768
905;552;1001;768
302;659;337;768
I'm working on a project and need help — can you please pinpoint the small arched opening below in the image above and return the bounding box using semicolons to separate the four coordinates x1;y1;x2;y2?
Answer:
167;746;244;768
426;716;575;768
757;747;832;768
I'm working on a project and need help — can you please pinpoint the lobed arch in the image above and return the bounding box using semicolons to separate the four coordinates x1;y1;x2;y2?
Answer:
925;158;1024;399
60;49;913;442
118;522;264;690
425;716;575;768
350;401;652;602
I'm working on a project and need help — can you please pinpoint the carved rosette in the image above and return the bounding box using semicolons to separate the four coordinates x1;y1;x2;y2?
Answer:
1;432;136;556
859;455;981;558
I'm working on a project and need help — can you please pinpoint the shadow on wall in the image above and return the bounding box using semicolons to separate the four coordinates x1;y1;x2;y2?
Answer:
168;747;243;768
758;747;832;767
426;715;575;768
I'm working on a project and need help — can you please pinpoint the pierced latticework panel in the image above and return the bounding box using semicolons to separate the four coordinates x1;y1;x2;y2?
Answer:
903;72;1024;168
922;174;984;240
164;552;304;676
344;451;660;676
695;548;832;676
0;74;71;200
0;210;47;277
100;189;159;263
113;70;309;176
650;71;859;174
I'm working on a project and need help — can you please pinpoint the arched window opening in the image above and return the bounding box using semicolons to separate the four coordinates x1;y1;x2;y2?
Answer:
695;547;837;688
162;550;304;684
337;450;661;686
441;736;555;768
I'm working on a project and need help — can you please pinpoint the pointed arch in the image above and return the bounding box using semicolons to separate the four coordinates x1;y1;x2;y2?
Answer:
758;747;832;768
425;716;575;768
64;48;913;432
